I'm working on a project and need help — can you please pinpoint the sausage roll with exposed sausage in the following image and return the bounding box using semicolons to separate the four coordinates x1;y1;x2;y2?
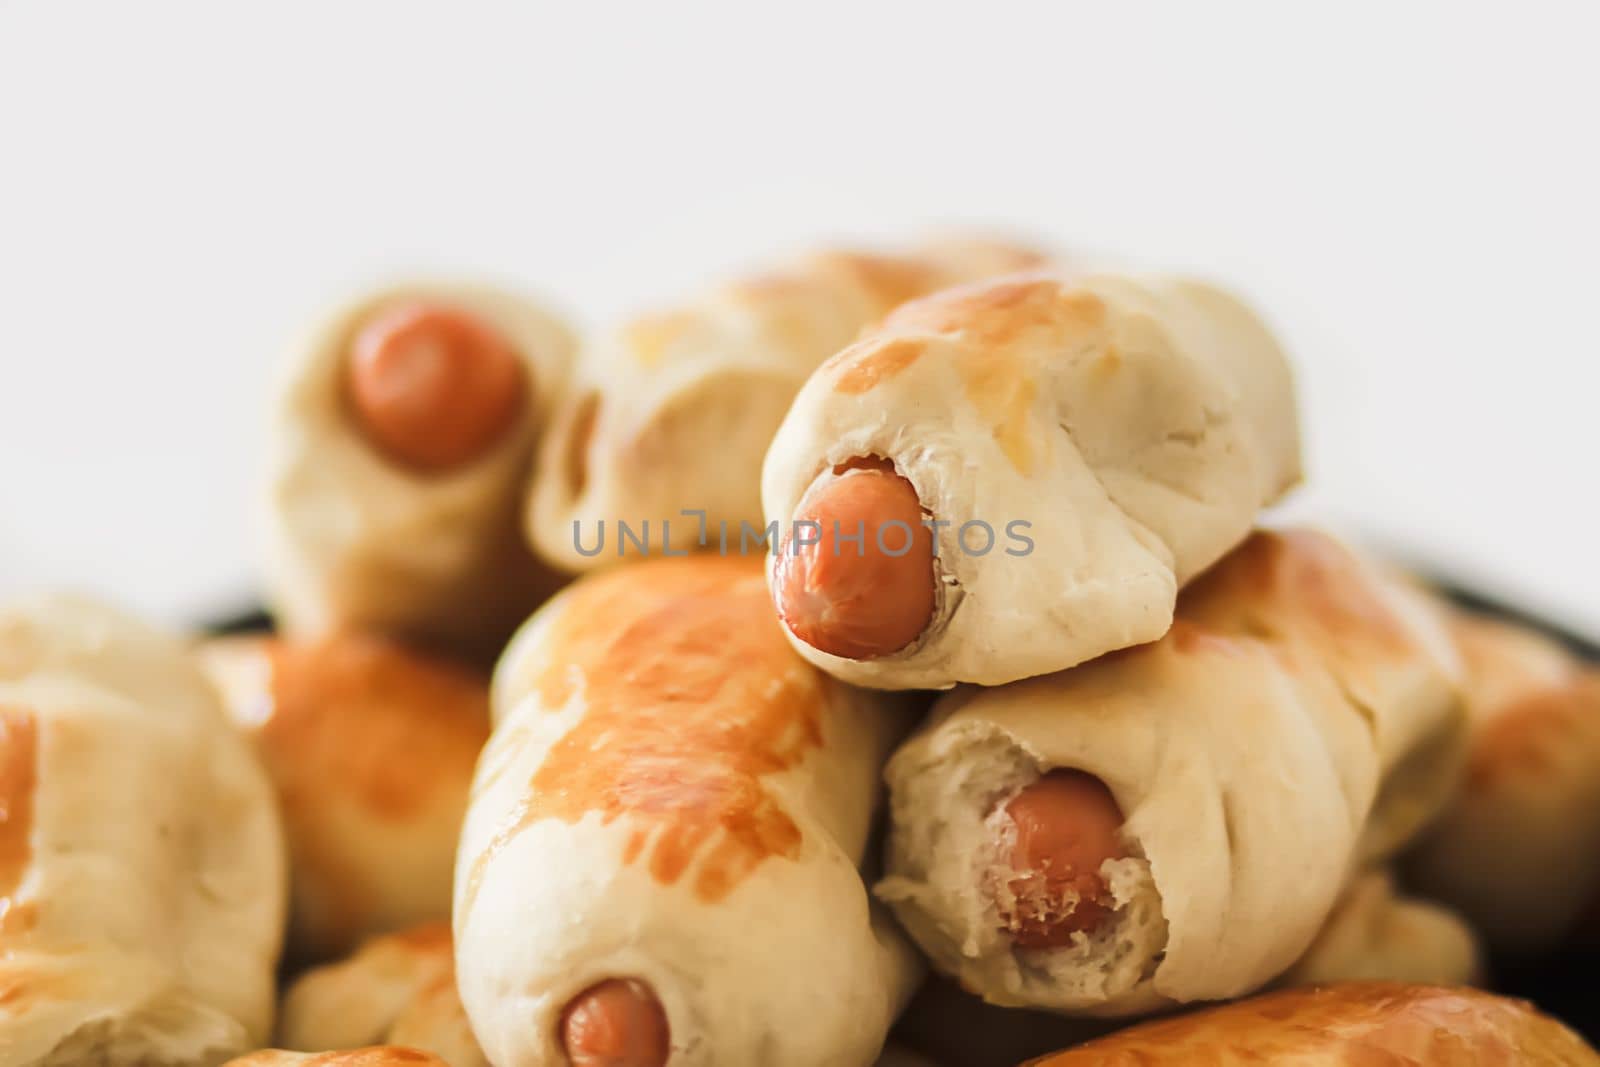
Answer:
762;272;1301;689
876;530;1465;1017
1403;610;1600;955
277;923;487;1067
0;596;285;1065
454;556;921;1066
526;238;1046;572
264;281;576;659
1024;982;1599;1066
200;633;490;963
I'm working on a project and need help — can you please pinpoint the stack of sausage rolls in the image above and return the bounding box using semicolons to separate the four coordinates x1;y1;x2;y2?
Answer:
2;236;1596;1067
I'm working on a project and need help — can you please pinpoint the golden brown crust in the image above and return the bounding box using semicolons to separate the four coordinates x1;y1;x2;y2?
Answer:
1450;614;1576;713
0;707;38;922
821;277;1108;477
808;250;951;313
255;634;490;822
463;556;828;912
1443;610;1600;792
1179;529;1417;667
225;1049;448;1066
1402;607;1600;953
201;633;490;958
874;275;1101;347
1026;983;1600;1065
1467;675;1600;790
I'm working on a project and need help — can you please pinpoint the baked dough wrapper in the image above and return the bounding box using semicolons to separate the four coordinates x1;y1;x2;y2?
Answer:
264;281;576;659
273;923;487;1067
527;240;1045;573
1403;609;1600;955
876;530;1465;1017
762;272;1302;689
0;596;286;1066
199;635;489;963
454;557;921;1067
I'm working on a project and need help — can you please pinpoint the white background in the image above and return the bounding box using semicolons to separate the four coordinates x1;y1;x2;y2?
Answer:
2;2;1596;633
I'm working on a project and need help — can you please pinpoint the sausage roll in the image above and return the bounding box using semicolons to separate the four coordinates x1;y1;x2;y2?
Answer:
1025;982;1599;1066
876;529;1464;1017
0;595;285;1065
1403;610;1600;955
526;238;1045;572
201;633;490;962
264;281;576;659
762;272;1301;689
278;924;486;1067
227;1050;448;1066
454;556;921;1067
1276;870;1481;989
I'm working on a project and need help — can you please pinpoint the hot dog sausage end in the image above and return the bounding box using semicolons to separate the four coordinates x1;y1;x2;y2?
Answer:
560;978;671;1067
345;301;527;472
994;769;1127;949
773;458;936;661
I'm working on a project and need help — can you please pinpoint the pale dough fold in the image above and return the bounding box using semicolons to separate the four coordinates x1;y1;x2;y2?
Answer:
0;595;286;1066
1279;869;1481;989
276;923;487;1067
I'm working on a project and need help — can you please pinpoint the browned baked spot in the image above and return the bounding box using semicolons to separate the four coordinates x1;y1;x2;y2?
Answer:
826;278;1105;473
465;556;826;911
0;707;37;937
0;964;75;1016
253;636;490;949
1468;676;1600;790
0;900;36;937
814;251;945;314
1167;619;1253;659
959;342;1037;475
386;919;454;954
881;277;1104;348
1179;530;1413;661
262;636;490;822
1027;983;1593;1065
831;338;927;395
227;1049;448;1067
